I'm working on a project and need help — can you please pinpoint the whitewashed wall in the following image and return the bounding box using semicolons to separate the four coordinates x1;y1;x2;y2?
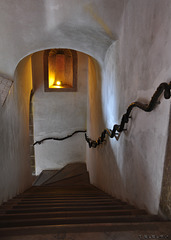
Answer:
32;51;88;175
87;0;171;214
0;56;32;204
0;0;170;214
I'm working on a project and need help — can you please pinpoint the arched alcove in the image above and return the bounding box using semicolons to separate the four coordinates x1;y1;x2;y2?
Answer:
15;48;101;177
44;49;77;92
31;49;89;175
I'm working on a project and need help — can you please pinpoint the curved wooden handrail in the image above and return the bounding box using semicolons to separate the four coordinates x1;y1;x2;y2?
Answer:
85;82;171;148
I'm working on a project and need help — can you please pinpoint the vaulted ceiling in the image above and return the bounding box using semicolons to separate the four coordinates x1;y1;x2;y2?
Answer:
0;0;125;79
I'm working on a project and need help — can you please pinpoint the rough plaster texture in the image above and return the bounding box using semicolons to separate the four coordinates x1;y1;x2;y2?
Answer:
0;0;125;79
32;51;88;175
87;0;171;214
0;0;170;216
159;108;171;219
0;0;124;202
0;76;13;106
0;56;32;204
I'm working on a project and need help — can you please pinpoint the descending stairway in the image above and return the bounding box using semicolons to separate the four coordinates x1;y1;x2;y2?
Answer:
0;163;170;239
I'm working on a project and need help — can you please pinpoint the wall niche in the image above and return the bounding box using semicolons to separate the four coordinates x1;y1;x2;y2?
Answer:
44;49;77;92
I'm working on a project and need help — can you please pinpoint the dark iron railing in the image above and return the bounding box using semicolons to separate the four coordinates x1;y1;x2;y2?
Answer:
85;82;171;148
33;130;86;146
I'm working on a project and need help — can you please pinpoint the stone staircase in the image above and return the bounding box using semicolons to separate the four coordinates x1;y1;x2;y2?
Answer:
0;163;170;240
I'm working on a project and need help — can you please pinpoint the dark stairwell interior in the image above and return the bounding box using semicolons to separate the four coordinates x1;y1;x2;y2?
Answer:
0;2;171;239
0;162;170;239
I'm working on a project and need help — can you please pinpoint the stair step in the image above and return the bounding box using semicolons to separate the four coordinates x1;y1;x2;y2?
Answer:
19;199;122;204
19;190;108;197
0;208;145;220
17;192;109;196
20;191;108;197
2;206;147;215
0;163;168;238
5;202;130;208
0;221;170;237
7;196;116;203
45;172;90;186
24;184;95;189
3;199;125;206
0;214;162;228
19;196;118;201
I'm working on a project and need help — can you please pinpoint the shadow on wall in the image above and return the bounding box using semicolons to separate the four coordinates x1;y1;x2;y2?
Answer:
32;51;44;92
86;41;170;214
0;56;33;204
86;56;125;199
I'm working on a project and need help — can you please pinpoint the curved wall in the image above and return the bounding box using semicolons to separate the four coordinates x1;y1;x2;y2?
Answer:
0;56;33;204
0;0;125;79
0;0;170;215
87;0;171;214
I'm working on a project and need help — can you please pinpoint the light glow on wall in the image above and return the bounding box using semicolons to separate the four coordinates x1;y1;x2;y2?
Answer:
44;49;77;92
50;80;63;89
48;54;65;89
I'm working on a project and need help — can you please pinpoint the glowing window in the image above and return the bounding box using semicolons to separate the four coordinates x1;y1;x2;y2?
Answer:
44;49;77;92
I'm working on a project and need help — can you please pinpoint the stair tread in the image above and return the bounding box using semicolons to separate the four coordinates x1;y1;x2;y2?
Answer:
1;206;147;214
10;201;131;208
0;163;167;236
18;196;120;201
0;208;147;219
0;221;170;237
0;215;162;228
44;172;90;186
2;199;126;206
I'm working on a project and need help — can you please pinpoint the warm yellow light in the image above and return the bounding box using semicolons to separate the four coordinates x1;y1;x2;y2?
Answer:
56;81;62;86
49;76;55;87
48;52;65;89
49;80;63;88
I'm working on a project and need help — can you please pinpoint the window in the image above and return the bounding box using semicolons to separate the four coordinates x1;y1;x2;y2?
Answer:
44;49;77;92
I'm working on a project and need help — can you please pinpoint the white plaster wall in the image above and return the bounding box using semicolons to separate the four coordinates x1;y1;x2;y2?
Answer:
0;0;125;79
32;51;88;175
87;0;171;214
0;0;170;214
0;56;32;204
